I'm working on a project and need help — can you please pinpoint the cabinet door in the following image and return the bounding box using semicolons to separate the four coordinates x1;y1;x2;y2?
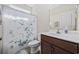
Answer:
52;46;70;54
78;44;79;53
41;41;51;54
0;40;2;54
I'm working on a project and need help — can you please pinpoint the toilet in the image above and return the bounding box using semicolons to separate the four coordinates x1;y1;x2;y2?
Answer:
16;47;30;54
28;40;40;54
17;49;28;54
16;40;40;54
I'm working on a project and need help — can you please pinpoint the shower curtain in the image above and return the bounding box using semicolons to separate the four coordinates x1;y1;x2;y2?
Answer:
1;5;37;54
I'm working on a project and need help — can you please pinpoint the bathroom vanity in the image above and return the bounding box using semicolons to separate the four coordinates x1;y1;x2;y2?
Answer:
0;38;2;54
41;32;79;54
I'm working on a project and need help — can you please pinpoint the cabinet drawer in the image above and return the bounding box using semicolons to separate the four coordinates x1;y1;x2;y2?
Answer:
78;44;79;53
52;46;70;54
41;34;54;43
52;38;77;53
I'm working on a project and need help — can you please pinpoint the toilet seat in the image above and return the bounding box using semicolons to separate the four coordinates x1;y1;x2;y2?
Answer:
18;49;28;54
28;40;40;46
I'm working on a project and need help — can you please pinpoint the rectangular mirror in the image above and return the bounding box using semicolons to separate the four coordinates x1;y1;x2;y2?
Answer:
49;4;78;32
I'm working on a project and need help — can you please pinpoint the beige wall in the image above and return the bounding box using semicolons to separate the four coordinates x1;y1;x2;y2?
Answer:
31;4;60;33
33;5;50;33
77;5;79;30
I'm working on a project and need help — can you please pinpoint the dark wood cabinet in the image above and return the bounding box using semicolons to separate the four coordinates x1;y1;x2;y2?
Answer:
41;34;79;54
78;44;79;53
41;41;51;54
52;46;70;54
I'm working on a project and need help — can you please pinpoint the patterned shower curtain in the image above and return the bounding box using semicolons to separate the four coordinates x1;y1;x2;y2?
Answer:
2;5;37;54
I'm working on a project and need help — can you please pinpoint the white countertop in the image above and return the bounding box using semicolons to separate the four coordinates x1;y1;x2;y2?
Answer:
42;31;79;44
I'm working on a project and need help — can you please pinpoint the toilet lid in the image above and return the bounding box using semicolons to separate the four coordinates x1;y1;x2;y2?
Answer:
28;40;40;46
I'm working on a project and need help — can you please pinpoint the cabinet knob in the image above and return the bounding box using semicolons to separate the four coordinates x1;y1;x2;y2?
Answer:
0;38;2;40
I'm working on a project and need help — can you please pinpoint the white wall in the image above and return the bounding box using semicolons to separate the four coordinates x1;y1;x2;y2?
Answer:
31;4;60;33
34;5;50;33
77;5;79;31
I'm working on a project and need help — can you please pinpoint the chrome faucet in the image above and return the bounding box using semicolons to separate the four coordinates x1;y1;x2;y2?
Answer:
56;27;68;34
56;28;61;34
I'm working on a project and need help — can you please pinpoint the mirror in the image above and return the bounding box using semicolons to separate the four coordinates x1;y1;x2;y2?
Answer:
49;4;78;32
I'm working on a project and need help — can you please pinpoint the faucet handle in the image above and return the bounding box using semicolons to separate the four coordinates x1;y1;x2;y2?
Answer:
57;29;60;34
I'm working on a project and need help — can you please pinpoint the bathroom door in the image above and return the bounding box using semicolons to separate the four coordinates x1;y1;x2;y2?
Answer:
2;5;37;54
